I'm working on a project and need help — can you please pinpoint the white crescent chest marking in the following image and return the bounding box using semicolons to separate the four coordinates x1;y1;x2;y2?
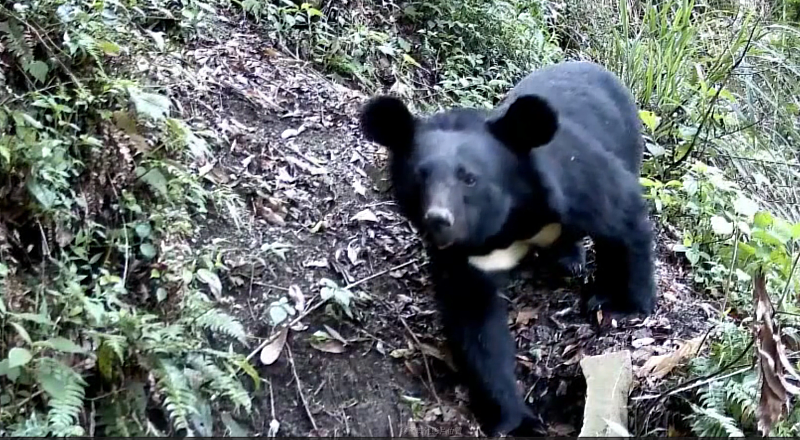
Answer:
467;223;562;272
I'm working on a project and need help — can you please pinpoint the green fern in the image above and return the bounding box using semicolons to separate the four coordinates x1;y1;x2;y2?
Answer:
154;358;198;433
97;381;147;436
725;376;758;426
193;307;247;345
102;334;129;361
688;379;753;437
187;354;252;412
142;323;192;355
689;403;745;437
35;357;87;435
9;412;50;436
0;19;34;64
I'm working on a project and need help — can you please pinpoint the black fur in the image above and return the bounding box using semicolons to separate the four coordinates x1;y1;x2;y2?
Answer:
360;60;657;436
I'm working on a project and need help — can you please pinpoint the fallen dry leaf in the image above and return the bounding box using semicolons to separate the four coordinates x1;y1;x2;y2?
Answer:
352;178;367;196
390;348;413;358
346;241;361;265
754;270;800;435
280;126;305;139
260;326;289;365
351;209;379;223
636;336;703;379
310;339;346;354
515;307;537;325
419;342;446;361
323;324;348;345
632;337;655;348
287;284;304;312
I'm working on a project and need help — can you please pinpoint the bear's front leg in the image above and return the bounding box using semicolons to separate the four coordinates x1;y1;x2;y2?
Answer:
588;211;656;317
540;230;587;279
429;256;544;437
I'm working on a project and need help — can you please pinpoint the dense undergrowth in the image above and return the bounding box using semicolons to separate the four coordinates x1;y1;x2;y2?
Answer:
3;0;800;436
0;0;256;435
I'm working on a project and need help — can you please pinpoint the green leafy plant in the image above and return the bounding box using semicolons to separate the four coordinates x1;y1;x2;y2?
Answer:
0;0;255;436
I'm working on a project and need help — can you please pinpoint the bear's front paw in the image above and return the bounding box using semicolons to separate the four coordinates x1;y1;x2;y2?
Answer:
554;241;586;279
585;291;651;323
508;412;547;437
557;254;585;278
486;406;547;437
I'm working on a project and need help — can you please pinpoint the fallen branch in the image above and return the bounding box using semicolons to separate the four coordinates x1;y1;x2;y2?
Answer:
287;344;318;431
400;317;441;407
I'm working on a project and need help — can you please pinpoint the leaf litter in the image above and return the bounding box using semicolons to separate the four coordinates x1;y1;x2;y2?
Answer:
260;326;288;366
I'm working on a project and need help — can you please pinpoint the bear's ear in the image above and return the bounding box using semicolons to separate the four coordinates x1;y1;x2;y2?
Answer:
486;95;558;154
360;96;415;154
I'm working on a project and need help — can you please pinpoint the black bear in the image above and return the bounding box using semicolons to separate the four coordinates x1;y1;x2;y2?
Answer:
359;60;657;436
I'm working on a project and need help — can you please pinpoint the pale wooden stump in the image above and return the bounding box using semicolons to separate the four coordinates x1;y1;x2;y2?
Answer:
578;350;633;437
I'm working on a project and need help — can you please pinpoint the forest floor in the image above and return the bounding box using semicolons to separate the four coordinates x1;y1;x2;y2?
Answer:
156;17;724;437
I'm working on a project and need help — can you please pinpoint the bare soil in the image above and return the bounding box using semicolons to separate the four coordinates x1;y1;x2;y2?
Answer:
152;17;723;437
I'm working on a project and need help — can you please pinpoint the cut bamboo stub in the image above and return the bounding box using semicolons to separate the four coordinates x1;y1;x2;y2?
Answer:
579;350;633;437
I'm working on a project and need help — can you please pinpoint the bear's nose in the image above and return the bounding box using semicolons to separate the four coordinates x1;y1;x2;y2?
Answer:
423;207;454;231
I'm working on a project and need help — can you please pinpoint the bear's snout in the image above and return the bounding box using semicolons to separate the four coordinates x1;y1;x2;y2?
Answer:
423;207;458;248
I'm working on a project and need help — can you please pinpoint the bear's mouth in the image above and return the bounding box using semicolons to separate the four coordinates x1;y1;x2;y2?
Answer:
425;230;457;250
428;235;454;249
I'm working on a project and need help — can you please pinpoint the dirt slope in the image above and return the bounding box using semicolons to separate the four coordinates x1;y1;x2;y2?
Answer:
152;18;722;437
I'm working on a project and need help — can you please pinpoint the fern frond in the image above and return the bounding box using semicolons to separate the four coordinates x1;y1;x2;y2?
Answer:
0;19;34;63
689;403;746;437
98;399;142;436
194;308;247;345
698;381;726;411
9;411;49;436
725;378;758;425
97;381;147;437
154;358;198;434
102;334;129;361
141;323;191;355
187;354;252;412
35;357;87;435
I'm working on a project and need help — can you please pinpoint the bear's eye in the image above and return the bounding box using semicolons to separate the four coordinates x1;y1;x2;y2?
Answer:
456;167;477;186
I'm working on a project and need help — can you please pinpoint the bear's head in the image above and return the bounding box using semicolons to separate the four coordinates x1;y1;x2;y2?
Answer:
360;95;559;252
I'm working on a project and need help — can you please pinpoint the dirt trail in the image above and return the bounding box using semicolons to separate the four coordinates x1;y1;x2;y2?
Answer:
154;19;722;437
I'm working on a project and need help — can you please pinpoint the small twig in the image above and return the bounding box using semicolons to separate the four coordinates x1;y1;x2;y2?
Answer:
344;257;423;290
244;258;424;363
388;415;394;438
89;401;96;437
122;216;130;285
400;317;441;407
655;337;755;401
286;344;318;431
633;365;751;401
347;323;396;351
720;230;740;317
268;378;279;432
36;221;50;257
253;282;290;291
342;408;350;435
778;251;800;309
14;390;43;409
248;263;256;298
244;297;321;362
